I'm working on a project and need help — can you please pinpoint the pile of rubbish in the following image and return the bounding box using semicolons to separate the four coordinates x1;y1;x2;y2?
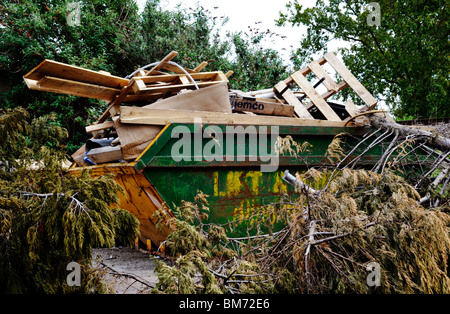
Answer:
23;50;379;166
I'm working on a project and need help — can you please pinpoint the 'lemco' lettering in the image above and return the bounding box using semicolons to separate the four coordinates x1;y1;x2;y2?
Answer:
236;101;265;111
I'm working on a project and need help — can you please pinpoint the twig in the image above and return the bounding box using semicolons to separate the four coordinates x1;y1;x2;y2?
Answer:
309;222;376;246
372;130;399;173
415;150;450;189
98;262;155;292
305;220;316;293
379;135;415;174
227;229;286;242
348;128;394;169
322;128;382;192
419;163;450;205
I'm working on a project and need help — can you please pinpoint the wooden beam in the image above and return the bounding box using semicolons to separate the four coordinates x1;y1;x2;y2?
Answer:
86;146;123;164
283;56;326;85
232;97;295;117
345;99;361;117
159;61;195;74
193;61;208;72
290;72;341;121
323;52;377;110
24;59;128;89
225;71;234;78
36;76;119;101
134;71;228;84
119;106;347;127
96;83;136;124
144;51;178;76
307;61;339;92
274;81;314;119
321;80;348;100
134;81;223;95
85;121;115;133
132;79;147;94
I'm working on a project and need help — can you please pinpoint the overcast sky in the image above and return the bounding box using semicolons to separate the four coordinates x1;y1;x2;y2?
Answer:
136;0;320;62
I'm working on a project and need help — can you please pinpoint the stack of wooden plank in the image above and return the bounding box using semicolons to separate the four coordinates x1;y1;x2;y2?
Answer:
23;51;379;166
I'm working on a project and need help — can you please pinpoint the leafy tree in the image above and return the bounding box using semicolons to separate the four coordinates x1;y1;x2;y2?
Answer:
228;31;289;91
137;0;289;91
277;0;449;119
0;108;139;293
0;0;144;152
1;0;289;153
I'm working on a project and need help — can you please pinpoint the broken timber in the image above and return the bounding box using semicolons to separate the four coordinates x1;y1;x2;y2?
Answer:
24;51;395;249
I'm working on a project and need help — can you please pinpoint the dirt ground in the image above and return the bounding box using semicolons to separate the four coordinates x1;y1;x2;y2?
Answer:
92;246;164;294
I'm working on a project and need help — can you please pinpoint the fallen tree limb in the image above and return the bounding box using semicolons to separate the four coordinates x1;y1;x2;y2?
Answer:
369;113;450;152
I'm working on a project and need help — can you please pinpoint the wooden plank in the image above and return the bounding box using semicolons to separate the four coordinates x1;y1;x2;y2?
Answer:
173;75;190;86
24;59;128;89
160;61;196;74
225;71;234;78
323;52;377;109
96;84;135;124
85;121;115;134
86;146;123;164
144;51;178;76
274;81;314;119
213;72;229;83
36;76;119;101
345;99;360;117
307;61;339;92
135;81;223;95
193;61;208;72
132;79;147;94
232;97;295;117
283;56;326;85
119;106;347;127
135;72;227;84
321;80;348;100
122;93;172;103
290;72;341;121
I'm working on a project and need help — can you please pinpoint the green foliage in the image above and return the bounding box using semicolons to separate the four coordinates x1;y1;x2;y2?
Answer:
152;169;450;294
228;32;289;91
0;0;142;152
0;108;139;293
291;168;450;293
278;0;449;119
1;0;289;153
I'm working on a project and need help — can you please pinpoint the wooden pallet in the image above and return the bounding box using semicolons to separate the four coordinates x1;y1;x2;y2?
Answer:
274;52;377;121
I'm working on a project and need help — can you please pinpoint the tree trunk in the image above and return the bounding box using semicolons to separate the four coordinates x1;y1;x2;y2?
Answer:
369;113;450;152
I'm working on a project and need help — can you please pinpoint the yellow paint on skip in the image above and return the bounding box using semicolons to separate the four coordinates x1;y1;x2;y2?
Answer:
213;171;219;196
272;171;287;194
226;171;243;197
214;170;289;201
248;171;263;194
